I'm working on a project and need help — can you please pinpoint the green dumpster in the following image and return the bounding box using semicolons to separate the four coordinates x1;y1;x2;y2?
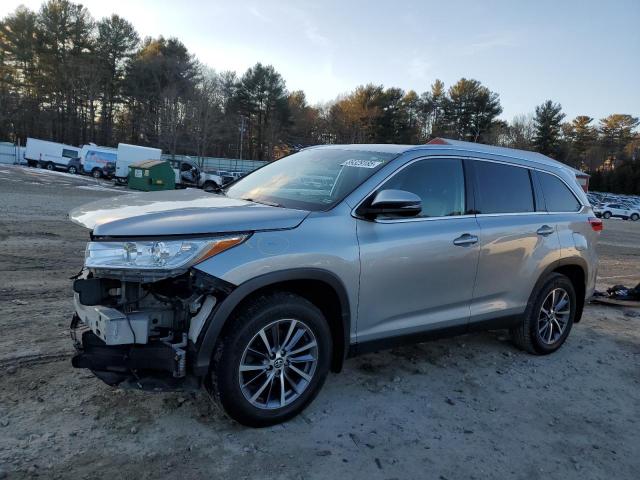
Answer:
128;160;175;191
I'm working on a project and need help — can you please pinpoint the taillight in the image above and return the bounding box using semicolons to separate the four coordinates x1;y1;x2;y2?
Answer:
589;217;603;232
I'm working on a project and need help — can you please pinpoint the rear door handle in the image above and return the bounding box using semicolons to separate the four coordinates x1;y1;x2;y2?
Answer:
536;225;555;236
453;233;478;246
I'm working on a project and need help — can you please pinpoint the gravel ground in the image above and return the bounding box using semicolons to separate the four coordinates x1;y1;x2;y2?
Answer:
0;165;639;480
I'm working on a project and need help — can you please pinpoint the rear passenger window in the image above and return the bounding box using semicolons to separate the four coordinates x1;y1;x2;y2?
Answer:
473;161;534;214
538;172;581;212
380;158;465;218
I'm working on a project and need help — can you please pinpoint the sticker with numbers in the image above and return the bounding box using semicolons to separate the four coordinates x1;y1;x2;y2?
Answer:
340;159;383;168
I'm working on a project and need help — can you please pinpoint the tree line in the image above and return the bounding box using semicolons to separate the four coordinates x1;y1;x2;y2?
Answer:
1;1;639;192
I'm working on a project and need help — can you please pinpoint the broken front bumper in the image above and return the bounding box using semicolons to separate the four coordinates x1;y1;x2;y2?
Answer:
70;315;198;391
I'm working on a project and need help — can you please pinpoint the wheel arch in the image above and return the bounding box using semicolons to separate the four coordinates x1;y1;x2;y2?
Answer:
194;268;352;376
533;258;587;323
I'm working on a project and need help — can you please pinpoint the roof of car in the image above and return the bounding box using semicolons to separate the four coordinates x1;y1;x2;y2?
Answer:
310;138;589;177
417;138;589;177
306;144;415;154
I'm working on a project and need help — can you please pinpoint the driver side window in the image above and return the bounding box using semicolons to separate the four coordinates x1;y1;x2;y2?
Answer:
380;158;466;218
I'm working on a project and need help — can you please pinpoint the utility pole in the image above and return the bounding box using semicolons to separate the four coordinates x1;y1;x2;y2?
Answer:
239;116;247;160
238;115;247;172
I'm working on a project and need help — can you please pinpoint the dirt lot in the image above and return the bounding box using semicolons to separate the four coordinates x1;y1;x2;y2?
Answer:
1;165;639;479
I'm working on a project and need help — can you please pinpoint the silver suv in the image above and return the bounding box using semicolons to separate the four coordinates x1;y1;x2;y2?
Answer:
69;139;601;426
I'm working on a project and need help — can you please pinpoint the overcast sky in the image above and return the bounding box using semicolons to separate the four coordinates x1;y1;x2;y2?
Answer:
2;0;639;121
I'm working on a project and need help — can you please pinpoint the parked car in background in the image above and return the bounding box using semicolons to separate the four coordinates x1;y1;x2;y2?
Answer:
67;157;82;175
25;138;80;172
170;159;222;191
206;169;235;185
593;203;640;220
68;139;600;426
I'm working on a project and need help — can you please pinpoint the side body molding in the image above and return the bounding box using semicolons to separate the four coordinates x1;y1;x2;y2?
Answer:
192;268;352;376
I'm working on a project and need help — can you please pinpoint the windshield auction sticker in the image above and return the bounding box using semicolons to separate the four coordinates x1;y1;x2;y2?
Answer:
341;159;383;168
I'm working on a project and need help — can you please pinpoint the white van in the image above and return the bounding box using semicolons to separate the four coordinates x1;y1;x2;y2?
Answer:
115;143;162;182
25;138;80;172
79;144;118;178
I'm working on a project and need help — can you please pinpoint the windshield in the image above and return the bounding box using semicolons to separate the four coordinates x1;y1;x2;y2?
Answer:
225;148;396;211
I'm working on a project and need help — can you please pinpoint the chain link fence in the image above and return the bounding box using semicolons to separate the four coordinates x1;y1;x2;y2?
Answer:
1;141;266;173
0;142;25;165
160;153;267;173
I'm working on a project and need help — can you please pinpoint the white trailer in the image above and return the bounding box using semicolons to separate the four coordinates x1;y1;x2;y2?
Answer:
115;143;162;181
24;138;81;172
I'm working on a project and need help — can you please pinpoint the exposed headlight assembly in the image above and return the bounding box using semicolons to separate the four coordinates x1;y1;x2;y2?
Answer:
85;235;249;271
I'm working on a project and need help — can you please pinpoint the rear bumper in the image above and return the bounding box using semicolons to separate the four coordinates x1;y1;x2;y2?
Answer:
70;315;199;391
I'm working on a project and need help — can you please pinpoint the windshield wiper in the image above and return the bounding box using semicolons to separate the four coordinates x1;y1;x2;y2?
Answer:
241;197;284;208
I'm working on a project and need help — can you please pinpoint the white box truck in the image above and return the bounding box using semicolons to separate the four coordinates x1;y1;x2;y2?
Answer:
115;143;162;182
24;138;81;172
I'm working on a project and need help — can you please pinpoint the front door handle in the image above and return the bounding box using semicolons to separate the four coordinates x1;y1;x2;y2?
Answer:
536;225;555;236
453;233;478;247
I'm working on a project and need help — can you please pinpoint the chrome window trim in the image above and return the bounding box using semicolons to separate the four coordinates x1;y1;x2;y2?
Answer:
372;214;477;224
351;154;586;223
476;211;549;218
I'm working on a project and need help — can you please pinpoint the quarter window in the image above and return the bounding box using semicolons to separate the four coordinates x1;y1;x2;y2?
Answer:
378;158;465;218
472;161;534;214
538;172;581;212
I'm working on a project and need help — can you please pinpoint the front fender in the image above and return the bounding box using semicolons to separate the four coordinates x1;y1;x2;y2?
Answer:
192;268;352;376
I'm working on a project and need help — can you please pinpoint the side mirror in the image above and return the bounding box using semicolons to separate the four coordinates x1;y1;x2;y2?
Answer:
358;189;422;218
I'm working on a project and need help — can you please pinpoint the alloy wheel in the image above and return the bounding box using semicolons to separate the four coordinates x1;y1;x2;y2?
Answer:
238;319;318;410
537;288;571;345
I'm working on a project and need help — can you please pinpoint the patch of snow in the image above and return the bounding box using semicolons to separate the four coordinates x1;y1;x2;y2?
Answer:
76;185;124;193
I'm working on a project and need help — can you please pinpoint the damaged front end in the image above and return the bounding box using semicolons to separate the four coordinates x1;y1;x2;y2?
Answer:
70;235;246;391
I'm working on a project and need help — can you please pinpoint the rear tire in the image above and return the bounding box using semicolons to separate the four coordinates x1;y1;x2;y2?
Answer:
209;292;331;427
45;162;54;171
67;165;77;174
631;213;639;221
510;273;576;355
602;211;611;219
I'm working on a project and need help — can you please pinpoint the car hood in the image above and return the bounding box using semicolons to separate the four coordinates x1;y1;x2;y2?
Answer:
69;189;309;237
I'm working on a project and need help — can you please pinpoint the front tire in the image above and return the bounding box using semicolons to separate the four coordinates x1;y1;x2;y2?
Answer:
602;211;612;219
92;168;102;179
209;292;331;427
631;213;639;221
511;273;576;354
202;181;219;193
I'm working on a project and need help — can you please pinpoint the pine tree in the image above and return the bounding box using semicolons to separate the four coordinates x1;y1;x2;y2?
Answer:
445;78;502;143
565;116;595;168
533;100;565;157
